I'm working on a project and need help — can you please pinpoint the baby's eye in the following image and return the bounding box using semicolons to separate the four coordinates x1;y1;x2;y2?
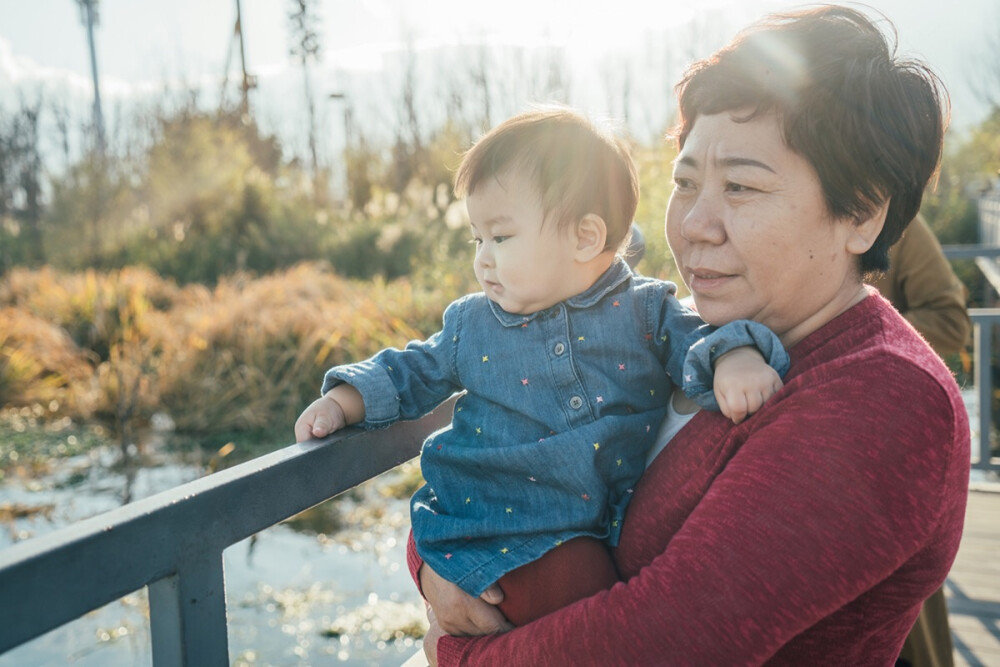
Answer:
470;237;483;246
493;235;510;244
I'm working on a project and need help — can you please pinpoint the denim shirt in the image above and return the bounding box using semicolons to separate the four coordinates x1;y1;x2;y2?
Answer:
323;260;788;595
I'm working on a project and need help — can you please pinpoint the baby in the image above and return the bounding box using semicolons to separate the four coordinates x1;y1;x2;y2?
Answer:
295;108;788;625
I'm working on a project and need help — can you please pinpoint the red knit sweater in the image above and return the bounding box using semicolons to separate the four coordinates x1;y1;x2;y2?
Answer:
410;293;969;666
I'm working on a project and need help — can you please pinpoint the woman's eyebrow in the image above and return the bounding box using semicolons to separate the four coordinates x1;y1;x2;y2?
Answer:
674;155;776;173
721;157;776;173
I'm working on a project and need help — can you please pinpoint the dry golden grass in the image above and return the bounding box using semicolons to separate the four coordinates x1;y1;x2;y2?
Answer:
0;307;96;414
1;263;459;441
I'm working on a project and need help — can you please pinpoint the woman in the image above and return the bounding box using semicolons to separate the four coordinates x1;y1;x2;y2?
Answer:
414;6;970;664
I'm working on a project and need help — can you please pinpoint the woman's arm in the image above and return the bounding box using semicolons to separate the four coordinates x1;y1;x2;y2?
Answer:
432;360;964;665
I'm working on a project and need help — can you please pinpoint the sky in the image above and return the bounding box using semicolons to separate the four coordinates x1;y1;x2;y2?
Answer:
0;0;997;160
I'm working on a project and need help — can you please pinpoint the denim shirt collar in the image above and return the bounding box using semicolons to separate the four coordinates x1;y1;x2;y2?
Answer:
487;258;634;328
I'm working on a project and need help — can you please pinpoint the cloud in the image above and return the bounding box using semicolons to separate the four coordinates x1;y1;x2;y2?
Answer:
0;36;214;110
0;37;91;95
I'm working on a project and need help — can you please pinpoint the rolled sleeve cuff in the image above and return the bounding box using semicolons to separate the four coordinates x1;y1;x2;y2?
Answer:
682;320;790;410
321;360;400;428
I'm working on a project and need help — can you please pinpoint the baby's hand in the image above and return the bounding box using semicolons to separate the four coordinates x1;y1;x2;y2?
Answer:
712;347;783;424
294;394;348;442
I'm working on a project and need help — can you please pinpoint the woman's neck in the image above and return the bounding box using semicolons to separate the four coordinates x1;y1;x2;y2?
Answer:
780;282;870;349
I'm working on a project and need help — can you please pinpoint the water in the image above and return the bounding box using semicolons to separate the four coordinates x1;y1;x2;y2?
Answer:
0;441;427;666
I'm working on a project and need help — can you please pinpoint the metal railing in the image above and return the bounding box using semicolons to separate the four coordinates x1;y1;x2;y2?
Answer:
943;242;1000;473
969;309;1000;473
0;398;456;664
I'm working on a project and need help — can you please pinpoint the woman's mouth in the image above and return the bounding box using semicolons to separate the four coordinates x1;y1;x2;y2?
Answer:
687;268;733;291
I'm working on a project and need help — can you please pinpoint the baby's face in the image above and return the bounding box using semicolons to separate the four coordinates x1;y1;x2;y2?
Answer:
467;173;581;315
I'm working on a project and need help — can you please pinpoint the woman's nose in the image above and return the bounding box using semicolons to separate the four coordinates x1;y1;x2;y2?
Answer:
679;194;726;245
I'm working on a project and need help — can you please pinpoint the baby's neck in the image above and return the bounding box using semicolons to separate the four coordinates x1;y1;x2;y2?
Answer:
565;252;617;299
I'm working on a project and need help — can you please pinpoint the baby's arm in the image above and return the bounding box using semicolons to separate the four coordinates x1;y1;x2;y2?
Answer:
296;296;469;442
712;347;784;424
294;384;365;442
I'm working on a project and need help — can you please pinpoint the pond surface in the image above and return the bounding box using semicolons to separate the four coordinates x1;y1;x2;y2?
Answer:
0;435;427;666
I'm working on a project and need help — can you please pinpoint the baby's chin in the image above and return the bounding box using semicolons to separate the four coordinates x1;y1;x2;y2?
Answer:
486;294;557;316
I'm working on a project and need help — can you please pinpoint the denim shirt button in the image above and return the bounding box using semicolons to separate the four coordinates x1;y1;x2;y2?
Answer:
569;395;583;409
554;342;566;355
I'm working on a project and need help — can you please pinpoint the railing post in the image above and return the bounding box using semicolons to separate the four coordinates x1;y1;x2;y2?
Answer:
974;318;994;467
149;553;229;666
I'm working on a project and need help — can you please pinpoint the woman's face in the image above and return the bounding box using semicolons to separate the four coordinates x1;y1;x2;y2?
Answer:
666;111;871;347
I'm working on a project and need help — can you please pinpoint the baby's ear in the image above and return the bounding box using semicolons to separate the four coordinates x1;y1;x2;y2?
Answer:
575;214;608;261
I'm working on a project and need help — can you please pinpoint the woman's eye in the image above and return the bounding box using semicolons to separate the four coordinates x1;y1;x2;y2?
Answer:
673;177;695;191
726;182;754;193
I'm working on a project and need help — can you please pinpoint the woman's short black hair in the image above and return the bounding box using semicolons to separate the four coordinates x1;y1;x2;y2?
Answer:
672;5;948;273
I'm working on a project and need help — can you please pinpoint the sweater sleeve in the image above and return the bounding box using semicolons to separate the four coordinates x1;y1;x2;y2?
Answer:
435;358;963;665
406;529;425;596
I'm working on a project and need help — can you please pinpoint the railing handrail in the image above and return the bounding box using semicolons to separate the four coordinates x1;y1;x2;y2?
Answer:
942;244;1000;260
0;396;456;663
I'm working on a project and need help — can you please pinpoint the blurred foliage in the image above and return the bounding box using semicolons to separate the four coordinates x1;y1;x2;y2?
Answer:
921;111;1000;307
0;264;457;444
0;306;95;415
632;138;684;286
0;88;997;455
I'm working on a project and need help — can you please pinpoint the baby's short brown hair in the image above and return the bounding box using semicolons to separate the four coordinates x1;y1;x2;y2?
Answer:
454;108;639;252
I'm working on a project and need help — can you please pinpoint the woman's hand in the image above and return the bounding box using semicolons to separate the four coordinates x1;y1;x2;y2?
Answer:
419;564;514;636
423;605;445;666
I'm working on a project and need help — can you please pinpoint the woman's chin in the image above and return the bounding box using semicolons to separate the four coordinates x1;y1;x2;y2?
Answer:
691;300;745;326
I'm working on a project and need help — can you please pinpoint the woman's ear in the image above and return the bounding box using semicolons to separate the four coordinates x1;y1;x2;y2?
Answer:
846;199;890;255
574;214;609;261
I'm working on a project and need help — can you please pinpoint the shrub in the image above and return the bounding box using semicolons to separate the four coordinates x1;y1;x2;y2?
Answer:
0;307;95;415
0;264;466;445
151;263;453;436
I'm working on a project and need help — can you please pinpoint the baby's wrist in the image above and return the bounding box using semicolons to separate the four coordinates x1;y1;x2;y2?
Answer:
324;384;365;424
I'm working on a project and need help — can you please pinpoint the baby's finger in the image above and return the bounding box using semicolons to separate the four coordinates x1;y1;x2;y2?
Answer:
737;393;752;423
294;419;313;443
716;392;733;420
726;393;748;424
311;415;332;437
